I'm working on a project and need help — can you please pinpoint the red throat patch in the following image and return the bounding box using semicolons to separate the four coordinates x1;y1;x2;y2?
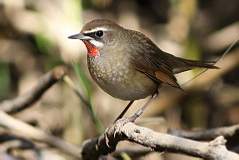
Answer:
83;41;100;58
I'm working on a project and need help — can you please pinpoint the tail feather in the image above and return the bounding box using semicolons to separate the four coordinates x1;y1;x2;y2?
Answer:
171;57;219;74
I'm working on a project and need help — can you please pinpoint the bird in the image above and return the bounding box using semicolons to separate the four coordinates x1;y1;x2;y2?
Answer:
68;19;218;121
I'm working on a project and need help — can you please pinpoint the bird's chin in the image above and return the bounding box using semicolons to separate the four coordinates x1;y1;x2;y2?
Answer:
83;41;101;58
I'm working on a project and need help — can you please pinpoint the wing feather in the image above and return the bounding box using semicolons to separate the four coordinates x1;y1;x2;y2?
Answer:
132;57;182;90
128;30;183;90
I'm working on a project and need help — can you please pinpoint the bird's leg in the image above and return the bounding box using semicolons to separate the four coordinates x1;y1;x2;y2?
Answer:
104;93;158;147
104;101;134;148
129;92;158;122
114;101;134;122
113;92;158;125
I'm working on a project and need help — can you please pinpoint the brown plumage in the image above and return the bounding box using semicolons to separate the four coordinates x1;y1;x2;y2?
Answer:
69;19;218;119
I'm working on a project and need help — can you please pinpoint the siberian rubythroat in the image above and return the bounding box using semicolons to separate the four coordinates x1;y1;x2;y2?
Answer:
69;19;218;120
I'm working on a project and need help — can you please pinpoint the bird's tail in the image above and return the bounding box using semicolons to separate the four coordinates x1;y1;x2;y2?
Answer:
171;57;219;74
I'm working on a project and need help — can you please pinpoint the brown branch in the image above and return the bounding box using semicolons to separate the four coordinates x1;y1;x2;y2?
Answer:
0;110;82;159
0;133;35;151
82;120;239;160
169;124;239;140
0;151;17;160
112;146;151;158
202;22;239;52
0;66;67;114
0;65;81;158
193;47;239;89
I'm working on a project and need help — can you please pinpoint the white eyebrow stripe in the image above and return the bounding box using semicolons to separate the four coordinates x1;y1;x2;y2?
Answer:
83;27;109;33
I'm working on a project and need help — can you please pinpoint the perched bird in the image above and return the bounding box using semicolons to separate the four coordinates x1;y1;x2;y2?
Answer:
69;19;218;121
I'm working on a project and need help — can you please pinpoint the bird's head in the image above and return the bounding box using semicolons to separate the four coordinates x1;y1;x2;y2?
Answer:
69;19;124;58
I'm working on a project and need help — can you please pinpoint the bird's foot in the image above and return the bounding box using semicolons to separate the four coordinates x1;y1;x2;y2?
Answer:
113;114;140;134
104;116;137;148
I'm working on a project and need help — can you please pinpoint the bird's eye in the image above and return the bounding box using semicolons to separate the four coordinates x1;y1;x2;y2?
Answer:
95;30;104;38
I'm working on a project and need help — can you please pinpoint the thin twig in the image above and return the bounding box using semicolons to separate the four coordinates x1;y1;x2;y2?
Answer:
144;48;239;117
0;110;82;159
0;66;67;114
182;36;239;87
169;124;239;140
203;22;239;52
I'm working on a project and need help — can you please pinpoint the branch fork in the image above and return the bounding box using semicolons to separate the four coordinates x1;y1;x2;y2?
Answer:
82;120;239;160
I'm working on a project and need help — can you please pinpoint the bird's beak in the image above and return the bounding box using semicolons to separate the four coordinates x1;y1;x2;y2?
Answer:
68;33;93;40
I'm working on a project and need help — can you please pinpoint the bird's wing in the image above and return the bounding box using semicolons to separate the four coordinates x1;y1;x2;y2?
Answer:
132;55;182;90
127;30;182;90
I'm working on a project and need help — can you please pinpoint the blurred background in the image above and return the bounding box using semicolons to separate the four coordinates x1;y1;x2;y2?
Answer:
0;0;239;159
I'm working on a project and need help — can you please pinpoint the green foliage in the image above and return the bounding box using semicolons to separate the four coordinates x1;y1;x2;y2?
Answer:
34;33;54;56
72;62;91;101
0;63;10;99
69;62;104;133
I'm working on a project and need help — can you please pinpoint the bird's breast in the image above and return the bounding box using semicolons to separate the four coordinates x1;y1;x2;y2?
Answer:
87;53;158;101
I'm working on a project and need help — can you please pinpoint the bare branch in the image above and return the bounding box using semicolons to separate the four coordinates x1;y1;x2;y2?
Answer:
0;66;67;114
0;133;35;151
193;47;239;89
0;151;18;160
202;22;239;52
112;146;151;158
169;124;239;140
0;110;82;159
82;121;239;160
